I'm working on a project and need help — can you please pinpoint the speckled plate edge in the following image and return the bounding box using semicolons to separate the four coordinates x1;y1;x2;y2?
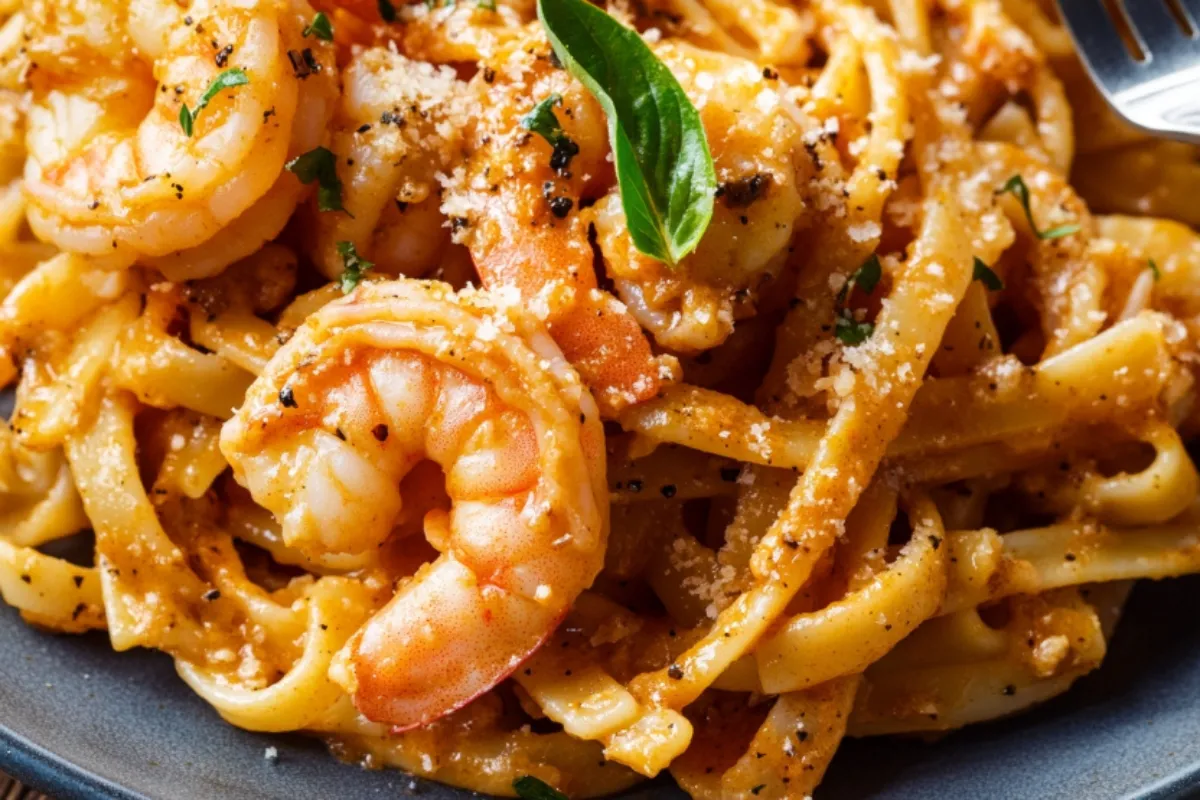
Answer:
4;689;1200;800
0;726;142;800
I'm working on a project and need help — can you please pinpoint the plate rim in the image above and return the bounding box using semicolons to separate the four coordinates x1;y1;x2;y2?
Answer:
4;712;1200;800
0;722;141;800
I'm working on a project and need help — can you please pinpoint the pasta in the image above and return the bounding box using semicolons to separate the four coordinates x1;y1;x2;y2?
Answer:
1;0;1199;797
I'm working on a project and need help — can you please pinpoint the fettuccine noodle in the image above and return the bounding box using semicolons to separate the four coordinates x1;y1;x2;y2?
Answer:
1;0;1199;797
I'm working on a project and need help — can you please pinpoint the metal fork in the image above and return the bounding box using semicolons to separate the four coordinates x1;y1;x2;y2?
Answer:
1057;0;1200;141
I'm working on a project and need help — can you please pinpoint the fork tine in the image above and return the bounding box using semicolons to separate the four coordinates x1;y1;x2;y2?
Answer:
1178;0;1200;30
1058;0;1138;82
1123;0;1188;53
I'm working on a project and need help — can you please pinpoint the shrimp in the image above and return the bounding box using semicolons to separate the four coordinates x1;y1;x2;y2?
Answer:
307;48;468;282
442;28;678;417
220;279;608;729
591;42;810;353
21;0;336;268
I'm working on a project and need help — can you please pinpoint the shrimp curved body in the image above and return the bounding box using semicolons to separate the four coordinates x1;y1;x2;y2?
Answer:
443;28;677;416
220;280;608;729
592;42;809;353
23;0;335;268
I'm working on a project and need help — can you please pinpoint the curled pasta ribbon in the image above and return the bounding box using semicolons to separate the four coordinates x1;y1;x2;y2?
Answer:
221;279;609;730
754;496;949;694
516;633;693;778
178;577;376;733
112;285;254;420
0;540;103;632
0;427;86;548
1023;421;1200;526
851;587;1112;735
0;253;129;390
943;520;1200;615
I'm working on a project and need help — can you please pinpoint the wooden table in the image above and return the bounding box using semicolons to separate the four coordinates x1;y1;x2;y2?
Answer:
1;771;50;800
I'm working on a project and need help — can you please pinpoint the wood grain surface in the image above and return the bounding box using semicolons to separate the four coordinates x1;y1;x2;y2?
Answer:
1;771;51;800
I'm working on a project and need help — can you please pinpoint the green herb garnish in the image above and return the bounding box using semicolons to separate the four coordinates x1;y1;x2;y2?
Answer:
998;175;1080;240
972;257;1004;290
837;253;882;303
520;94;580;173
303;12;334;40
336;242;373;293
831;253;880;345
179;68;249;138
477;0;497;8
538;0;716;267
513;776;567;800
285;147;345;213
378;0;397;22
835;311;873;346
1148;258;1162;282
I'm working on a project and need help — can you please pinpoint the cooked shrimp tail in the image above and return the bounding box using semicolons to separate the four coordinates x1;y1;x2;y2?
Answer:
220;279;608;728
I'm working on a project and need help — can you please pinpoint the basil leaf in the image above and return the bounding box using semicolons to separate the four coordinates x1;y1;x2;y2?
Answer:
1148;258;1161;282
972;257;1004;290
179;106;194;138
179;68;249;138
521;94;580;173
285;147;345;213
538;0;716;267
378;0;396;22
998;175;1080;241
835;310;873;346
336;241;373;293
838;254;881;303
303;12;334;41
513;776;567;800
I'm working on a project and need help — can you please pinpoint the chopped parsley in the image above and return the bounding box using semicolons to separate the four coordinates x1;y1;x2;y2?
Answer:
179;68;249;137
835;312;873;346
513;776;567;800
838;253;882;303
998;175;1080;240
520;93;580;174
336;241;373;293
285;147;345;213
832;253;880;346
378;0;397;21
303;12;334;41
1148;258;1162;282
972;257;1004;290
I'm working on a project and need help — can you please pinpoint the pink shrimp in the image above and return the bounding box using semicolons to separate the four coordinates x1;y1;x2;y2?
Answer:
220;280;608;728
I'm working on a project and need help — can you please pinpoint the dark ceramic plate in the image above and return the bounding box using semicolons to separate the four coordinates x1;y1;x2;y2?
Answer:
2;575;1200;799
